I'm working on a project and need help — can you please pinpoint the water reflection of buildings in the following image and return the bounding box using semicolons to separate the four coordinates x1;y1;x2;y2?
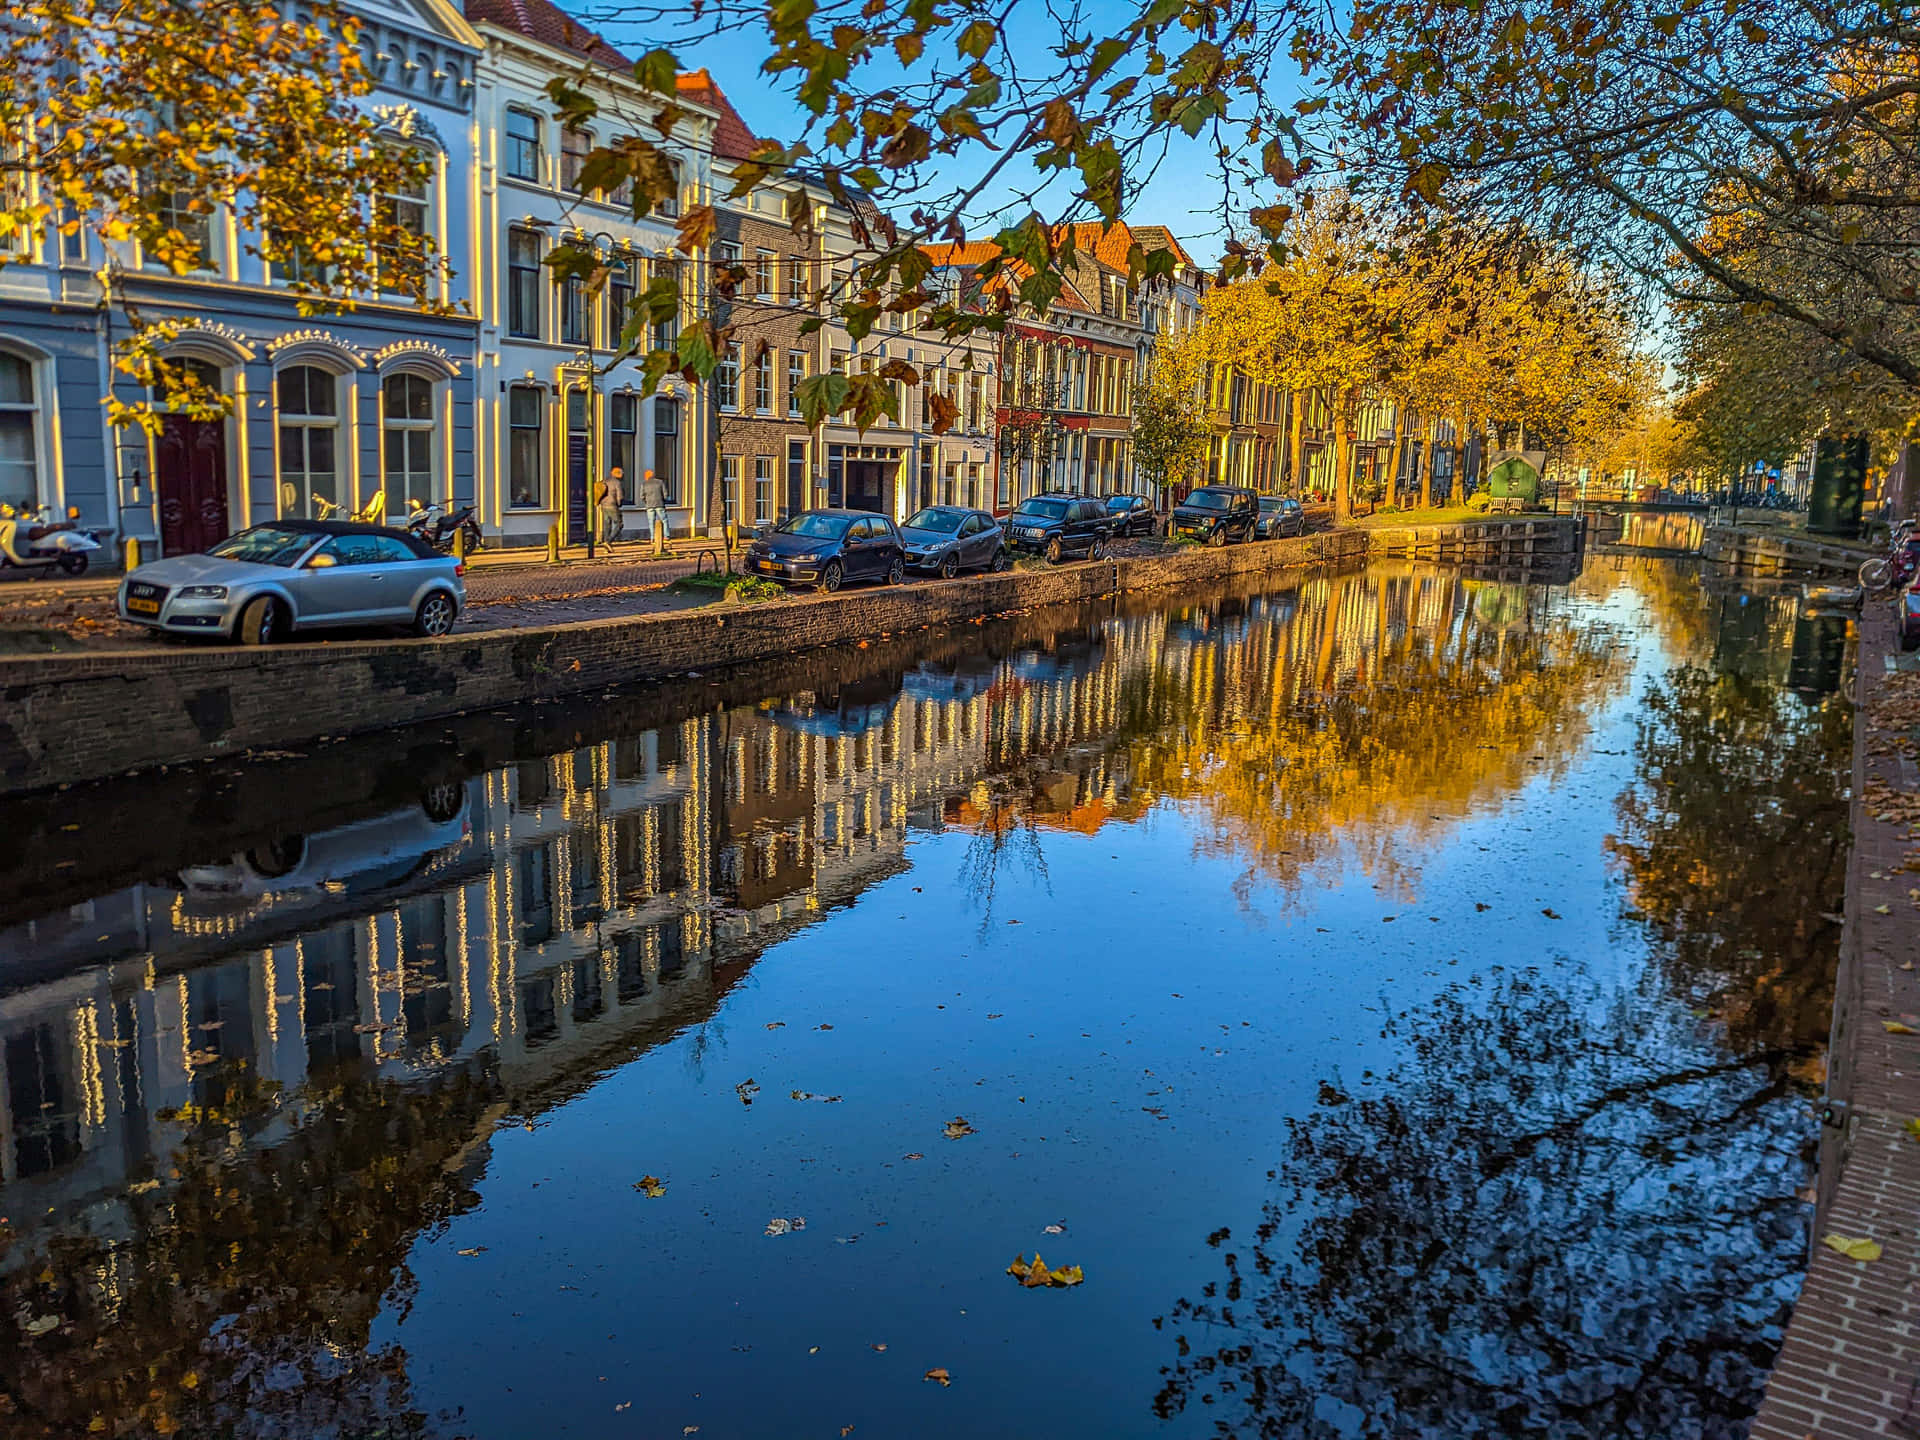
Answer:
0;562;1585;1265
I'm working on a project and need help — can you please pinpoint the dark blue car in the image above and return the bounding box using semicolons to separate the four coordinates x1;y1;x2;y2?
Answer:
744;509;906;592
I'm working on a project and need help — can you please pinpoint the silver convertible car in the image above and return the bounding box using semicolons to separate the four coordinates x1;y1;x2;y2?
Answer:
117;520;465;644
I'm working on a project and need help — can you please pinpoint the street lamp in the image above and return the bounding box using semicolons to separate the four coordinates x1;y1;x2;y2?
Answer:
569;228;633;559
997;375;1071;501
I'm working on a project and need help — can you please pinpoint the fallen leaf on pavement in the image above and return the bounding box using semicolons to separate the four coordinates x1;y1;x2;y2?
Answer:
1007;1252;1085;1288
1823;1233;1883;1262
1906;1117;1920;1142
1887;1022;1918;1034
23;1315;58;1336
1877;905;1894;915
943;1116;974;1140
633;1175;666;1198
924;1368;951;1386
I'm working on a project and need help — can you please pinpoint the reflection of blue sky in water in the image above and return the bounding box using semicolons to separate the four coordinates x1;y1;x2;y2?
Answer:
0;560;1844;1439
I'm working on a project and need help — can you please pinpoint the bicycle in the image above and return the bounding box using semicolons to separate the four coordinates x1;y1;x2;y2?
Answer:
1860;517;1919;592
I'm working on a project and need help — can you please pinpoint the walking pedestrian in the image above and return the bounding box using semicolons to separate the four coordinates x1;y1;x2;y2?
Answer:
596;467;625;547
637;468;670;556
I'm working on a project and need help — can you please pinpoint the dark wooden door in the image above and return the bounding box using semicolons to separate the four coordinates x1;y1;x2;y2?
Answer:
156;415;229;555
565;389;591;547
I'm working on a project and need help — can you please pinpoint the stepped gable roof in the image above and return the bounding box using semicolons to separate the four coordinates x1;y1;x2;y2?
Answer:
463;0;630;68
675;69;759;161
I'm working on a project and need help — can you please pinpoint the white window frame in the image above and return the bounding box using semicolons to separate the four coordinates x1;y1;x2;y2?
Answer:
380;369;441;512
274;364;347;519
0;344;48;511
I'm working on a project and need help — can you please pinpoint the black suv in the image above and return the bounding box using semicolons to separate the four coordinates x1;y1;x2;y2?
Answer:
1103;493;1157;537
1170;485;1259;546
1006;493;1112;563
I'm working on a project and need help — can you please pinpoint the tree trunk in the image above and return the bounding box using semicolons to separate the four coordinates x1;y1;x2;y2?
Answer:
1418;417;1434;510
1386;403;1410;510
1332;388;1356;521
1287;388;1306;496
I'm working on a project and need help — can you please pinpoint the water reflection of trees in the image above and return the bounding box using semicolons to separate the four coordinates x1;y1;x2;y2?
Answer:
0;1061;502;1439
1152;968;1811;1439
1119;571;1627;899
1608;665;1851;1069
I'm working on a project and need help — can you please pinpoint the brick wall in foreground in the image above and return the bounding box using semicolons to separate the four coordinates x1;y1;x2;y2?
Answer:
0;520;1560;793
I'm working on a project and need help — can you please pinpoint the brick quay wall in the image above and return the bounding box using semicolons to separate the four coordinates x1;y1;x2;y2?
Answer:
0;517;1576;794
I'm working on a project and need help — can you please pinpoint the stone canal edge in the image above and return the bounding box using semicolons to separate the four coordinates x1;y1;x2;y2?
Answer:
1754;599;1920;1440
0;517;1575;793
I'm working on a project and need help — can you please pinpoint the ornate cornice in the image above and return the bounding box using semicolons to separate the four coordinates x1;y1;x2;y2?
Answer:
373;103;446;150
265;329;368;370
373;338;463;380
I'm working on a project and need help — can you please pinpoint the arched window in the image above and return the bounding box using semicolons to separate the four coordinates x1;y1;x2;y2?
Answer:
276;366;340;517
382;372;437;511
0;350;39;509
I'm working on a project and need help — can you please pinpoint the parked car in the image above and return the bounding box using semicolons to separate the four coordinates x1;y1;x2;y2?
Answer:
745;509;905;591
1901;586;1920;652
1103;493;1157;538
116;520;463;644
1005;493;1112;563
1254;495;1307;539
900;505;1007;577
1170;485;1260;546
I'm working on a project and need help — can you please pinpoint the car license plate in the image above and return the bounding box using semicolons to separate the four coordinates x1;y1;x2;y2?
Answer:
757;559;776;573
127;596;160;615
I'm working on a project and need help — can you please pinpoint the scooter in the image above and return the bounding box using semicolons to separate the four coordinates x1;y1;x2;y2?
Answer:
0;503;102;576
405;498;484;554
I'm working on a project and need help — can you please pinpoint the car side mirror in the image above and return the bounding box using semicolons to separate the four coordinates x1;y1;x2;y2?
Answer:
307;553;338;569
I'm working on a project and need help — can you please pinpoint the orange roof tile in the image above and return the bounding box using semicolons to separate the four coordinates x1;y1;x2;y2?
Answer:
674;69;759;161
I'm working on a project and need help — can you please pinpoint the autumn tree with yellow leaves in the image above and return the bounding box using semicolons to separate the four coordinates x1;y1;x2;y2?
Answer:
0;0;443;422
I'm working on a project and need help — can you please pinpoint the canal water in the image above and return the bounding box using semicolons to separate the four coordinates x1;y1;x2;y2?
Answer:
0;557;1851;1439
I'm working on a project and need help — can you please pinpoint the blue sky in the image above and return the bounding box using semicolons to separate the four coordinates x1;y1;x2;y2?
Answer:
579;3;1314;265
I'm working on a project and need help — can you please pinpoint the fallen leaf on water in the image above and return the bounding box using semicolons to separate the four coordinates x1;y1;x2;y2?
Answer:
1541;908;1562;920
128;1178;161;1195
614;1401;631;1412
1007;1252;1085;1288
765;1216;807;1237
684;1428;699;1435
816;1023;834;1031
843;1428;856;1437
633;1175;667;1198
457;1246;487;1256
943;1116;974;1140
1043;1222;1066;1235
924;1368;951;1386
1823;1233;1883;1262
765;1022;785;1031
736;1079;760;1106
902;1152;923;1161
1475;902;1490;911
1887;1022;1918;1034
870;1343;887;1352
23;1315;58;1336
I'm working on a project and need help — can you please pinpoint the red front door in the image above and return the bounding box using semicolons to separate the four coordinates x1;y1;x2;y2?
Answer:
156;415;230;555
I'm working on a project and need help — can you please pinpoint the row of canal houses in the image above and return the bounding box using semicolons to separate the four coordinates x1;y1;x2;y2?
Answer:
2;0;1252;558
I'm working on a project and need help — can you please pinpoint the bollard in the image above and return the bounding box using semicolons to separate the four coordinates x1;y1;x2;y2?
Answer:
453;524;468;561
547;523;560;564
123;536;140;573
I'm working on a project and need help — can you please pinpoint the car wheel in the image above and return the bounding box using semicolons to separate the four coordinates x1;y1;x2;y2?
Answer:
56;552;88;576
939;552;958;580
235;594;281;646
1904;630;1920;653
1089;538;1106;561
819;559;844;593
421;780;465;823
991;548;1010;573
1045;537;1063;564
886;556;906;585
1207;528;1226;548
414;590;457;638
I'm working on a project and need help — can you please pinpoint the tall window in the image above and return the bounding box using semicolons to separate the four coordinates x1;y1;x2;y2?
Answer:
0;130;26;256
716;341;740;411
561;275;590;345
755;250;775;300
382;372;435;511
656;160;681;217
508;229;541;338
754;348;773;414
653;397;679;501
505;108;541;181
610;392;638;479
376;149;430;289
0;352;37;509
721;454;740;526
966;375;981;432
150;181;213;272
785;257;807;305
786;351;806;417
753;455;772;525
610;257;636;343
276;366;339;518
509;384;544;507
561;128;591;194
652;258;680;347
